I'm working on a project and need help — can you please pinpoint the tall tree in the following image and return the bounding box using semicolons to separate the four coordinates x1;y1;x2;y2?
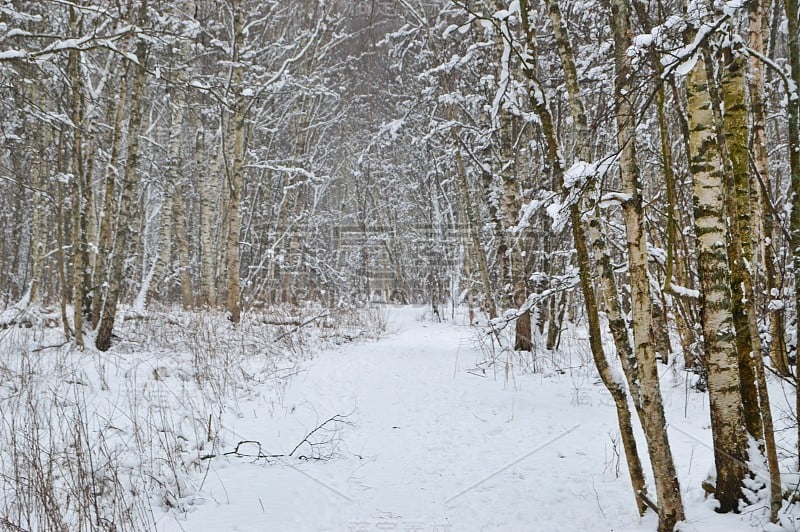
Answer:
514;0;649;518
608;0;685;527
96;0;149;351
686;40;748;512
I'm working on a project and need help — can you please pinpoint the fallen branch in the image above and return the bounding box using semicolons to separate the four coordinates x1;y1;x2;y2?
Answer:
221;441;287;460
638;490;659;513
212;412;352;462
273;311;330;342
32;341;70;353
289;414;349;459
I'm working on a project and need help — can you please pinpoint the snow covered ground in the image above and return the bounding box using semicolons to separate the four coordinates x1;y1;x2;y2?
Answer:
158;307;798;532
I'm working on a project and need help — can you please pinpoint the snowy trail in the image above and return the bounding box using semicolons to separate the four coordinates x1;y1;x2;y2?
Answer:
162;308;751;532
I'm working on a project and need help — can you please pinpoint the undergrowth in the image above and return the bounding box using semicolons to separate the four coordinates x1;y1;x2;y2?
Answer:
0;303;386;531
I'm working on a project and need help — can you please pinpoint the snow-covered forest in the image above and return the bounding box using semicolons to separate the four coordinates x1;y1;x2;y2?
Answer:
2;0;800;530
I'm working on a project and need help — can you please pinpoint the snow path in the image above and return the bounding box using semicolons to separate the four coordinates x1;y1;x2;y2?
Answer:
163;308;760;532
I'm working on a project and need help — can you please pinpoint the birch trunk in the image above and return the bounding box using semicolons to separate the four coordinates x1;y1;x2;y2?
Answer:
722;47;782;522
749;11;790;375
93;59;130;328
68;6;84;348
143;19;193;307
608;1;685;527
748;3;789;513
687;49;748;514
225;0;246;323
519;0;648;516
724;29;781;518
706;48;780;520
454;147;497;319
55;133;71;338
197;120;218;308
172;190;194;309
699;49;762;447
747;0;789;523
29;136;44;306
781;0;800;471
96;0;148;351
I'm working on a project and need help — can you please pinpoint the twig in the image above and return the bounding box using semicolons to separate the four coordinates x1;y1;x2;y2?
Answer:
0;517;32;532
289;414;347;458
222;441;286;460
31;341;70;353
763;364;796;387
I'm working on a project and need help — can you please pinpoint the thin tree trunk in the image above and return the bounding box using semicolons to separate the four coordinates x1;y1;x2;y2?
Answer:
56;134;72;339
68;6;84;348
780;0;800;472
454;147;496;319
608;1;685;527
28;146;44;306
142;38;191;307
750;14;791;510
94;60;130;328
518;0;648;517
545;290;566;353
647;37;694;368
225;0;246;323
96;0;149;351
172;191;193;309
197;120;218;308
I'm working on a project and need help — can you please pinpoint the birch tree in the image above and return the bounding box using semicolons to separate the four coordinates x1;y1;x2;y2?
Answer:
608;0;684;526
96;0;149;351
685;36;749;513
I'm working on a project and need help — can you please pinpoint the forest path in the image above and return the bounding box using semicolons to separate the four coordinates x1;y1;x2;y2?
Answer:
163;307;745;532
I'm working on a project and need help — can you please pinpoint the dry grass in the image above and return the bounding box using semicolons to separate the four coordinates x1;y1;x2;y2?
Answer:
0;303;388;531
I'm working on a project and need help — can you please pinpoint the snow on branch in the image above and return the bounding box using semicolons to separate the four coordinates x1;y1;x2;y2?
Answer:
245;162;330;186
658;15;730;79
598;192;633;208
533;154;618;233
488;270;580;333
0;24;137;63
668;284;700;299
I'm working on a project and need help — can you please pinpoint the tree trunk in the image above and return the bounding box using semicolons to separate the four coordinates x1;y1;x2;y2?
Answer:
686;48;748;514
700;49;762;447
28;141;44;306
197;120;218;308
748;0;787;510
142;29;192;307
454;147;497;319
729;11;782;514
518;0;648;516
56;134;72;339
93;58;130;328
608;1;685;527
781;0;800;472
172;191;194;309
96;0;149;351
68;6;84;349
225;0;246;323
